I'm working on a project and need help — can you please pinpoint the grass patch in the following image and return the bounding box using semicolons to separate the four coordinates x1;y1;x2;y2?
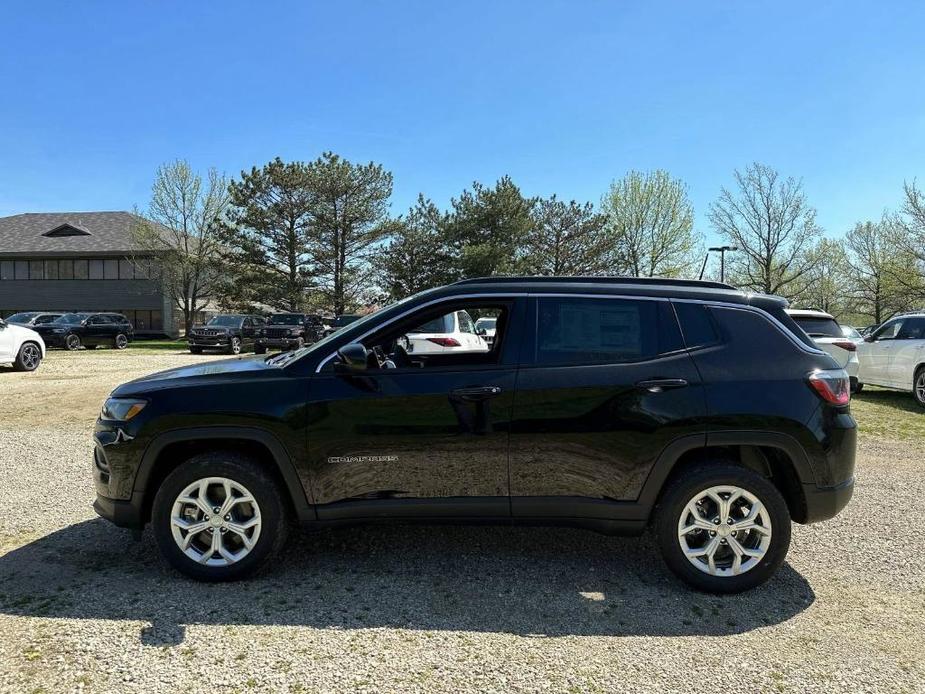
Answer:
128;339;189;351
851;386;925;443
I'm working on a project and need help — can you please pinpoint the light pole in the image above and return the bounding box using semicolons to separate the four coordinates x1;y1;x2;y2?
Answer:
708;245;737;283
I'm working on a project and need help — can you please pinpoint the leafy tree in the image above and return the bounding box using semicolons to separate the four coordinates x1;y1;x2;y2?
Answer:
220;158;314;312
304;152;395;314
132;160;230;334
376;195;451;300
600;170;700;278
709;163;821;297
890;181;925;303
790;238;850;316
444;176;536;278
524;196;609;275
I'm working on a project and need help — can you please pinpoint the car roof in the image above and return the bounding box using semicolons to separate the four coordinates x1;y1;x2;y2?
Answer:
786;308;836;319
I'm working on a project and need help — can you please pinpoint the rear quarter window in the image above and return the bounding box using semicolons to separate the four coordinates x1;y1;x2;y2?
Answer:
673;302;720;348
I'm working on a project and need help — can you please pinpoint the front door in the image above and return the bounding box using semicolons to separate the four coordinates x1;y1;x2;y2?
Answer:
84;315;113;345
0;320;14;361
305;297;526;519
509;295;705;519
860;318;903;386
889;316;925;389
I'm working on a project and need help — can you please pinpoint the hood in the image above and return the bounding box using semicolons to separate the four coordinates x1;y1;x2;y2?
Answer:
1;322;43;344
112;355;279;396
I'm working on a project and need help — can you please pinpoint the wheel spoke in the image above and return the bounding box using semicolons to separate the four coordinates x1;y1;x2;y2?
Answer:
217;479;235;517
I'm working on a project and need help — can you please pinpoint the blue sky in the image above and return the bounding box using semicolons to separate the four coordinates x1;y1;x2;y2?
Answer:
2;1;924;245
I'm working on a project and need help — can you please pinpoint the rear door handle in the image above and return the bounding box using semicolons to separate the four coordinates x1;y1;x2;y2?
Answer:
451;386;503;401
635;378;689;393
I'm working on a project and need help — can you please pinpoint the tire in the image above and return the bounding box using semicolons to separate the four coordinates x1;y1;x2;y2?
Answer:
227;336;242;355
655;464;791;593
190;347;203;354
255;346;267;355
114;333;129;350
13;341;42;372
151;452;289;581
914;366;925;408
65;334;81;351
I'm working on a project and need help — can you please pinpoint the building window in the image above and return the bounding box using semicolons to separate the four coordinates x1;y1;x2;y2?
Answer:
59;259;74;280
74;259;89;279
133;259;150;279
89;259;104;279
0;261;12;280
119;259;134;279
104;259;119;279
151;310;163;331
14;260;29;279
45;260;59;280
29;260;44;280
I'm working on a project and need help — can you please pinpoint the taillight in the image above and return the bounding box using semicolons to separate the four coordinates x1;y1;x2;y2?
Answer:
807;369;850;405
427;337;461;347
832;340;857;352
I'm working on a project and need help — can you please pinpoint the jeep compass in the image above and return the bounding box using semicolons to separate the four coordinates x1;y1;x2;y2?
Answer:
92;277;856;592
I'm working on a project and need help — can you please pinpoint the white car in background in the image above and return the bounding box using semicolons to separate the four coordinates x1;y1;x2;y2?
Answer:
857;312;925;406
0;317;45;371
402;310;490;354
786;309;862;392
474;316;497;346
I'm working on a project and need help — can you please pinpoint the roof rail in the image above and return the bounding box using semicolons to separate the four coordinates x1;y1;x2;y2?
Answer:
451;275;737;290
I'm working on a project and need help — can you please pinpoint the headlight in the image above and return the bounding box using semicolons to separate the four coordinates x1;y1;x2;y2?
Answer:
258;329;266;336
101;397;147;421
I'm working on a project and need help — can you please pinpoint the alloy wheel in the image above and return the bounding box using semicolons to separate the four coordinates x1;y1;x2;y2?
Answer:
20;343;40;370
115;334;128;349
66;334;80;350
231;338;241;354
915;371;925;405
170;477;262;567
677;485;772;577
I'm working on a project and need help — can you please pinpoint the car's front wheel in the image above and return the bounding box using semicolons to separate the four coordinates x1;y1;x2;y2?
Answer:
14;341;42;371
114;333;129;350
655;464;791;593
65;334;81;351
151;452;289;581
914;367;925;408
227;336;242;355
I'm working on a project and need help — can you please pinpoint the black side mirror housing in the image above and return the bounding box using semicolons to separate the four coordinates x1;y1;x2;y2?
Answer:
863;335;875;343
336;343;368;372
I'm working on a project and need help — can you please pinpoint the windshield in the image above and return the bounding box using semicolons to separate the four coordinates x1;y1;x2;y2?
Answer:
792;316;842;338
6;312;36;323
268;314;304;325
475;317;496;329
841;325;861;339
56;313;89;324
207;315;242;327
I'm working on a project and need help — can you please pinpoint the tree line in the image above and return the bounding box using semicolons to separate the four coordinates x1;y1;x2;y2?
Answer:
134;155;925;333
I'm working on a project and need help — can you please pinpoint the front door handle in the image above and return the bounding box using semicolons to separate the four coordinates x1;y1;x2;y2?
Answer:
450;386;503;401
635;378;689;393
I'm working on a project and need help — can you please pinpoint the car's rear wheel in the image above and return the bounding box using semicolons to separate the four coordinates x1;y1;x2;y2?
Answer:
151;452;289;581
656;464;791;593
14;342;42;371
114;333;129;350
65;334;81;351
914;367;925;408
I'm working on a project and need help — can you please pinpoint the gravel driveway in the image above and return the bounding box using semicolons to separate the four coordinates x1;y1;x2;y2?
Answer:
0;350;923;693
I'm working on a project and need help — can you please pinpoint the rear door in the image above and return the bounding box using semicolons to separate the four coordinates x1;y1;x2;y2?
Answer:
509;295;705;519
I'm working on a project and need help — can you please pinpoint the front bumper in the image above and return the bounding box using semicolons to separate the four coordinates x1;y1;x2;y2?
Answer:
38;333;68;347
256;337;302;349
92;422;147;528
93;492;145;528
188;336;231;348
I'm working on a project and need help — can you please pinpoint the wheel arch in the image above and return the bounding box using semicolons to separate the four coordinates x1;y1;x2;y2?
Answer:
640;432;813;524
137;427;314;524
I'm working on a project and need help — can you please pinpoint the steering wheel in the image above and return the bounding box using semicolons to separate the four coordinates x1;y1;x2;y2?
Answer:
390;343;414;368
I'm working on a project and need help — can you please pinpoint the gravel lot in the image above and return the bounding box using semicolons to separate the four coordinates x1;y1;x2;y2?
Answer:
0;349;923;693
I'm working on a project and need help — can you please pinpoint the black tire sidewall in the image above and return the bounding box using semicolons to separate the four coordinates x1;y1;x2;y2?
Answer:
915;367;925;407
14;342;41;371
656;464;792;593
65;334;81;351
114;333;128;349
151;453;288;581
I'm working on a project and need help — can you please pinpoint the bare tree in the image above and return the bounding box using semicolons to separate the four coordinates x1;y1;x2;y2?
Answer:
890;180;925;303
525;196;608;275
708;163;821;297
791;237;850;316
600;170;700;277
133;160;229;334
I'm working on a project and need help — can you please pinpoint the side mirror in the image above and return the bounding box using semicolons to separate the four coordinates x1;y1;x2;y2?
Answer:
0;319;6;329
336;343;368;372
476;327;487;336
863;335;875;343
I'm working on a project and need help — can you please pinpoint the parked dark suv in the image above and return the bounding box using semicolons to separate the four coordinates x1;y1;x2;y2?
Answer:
36;312;134;350
92;277;855;592
188;314;265;355
255;313;318;353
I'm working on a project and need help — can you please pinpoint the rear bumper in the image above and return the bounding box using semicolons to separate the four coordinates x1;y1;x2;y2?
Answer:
802;477;855;524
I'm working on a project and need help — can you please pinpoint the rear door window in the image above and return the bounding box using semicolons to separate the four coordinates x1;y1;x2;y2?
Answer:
535;297;666;365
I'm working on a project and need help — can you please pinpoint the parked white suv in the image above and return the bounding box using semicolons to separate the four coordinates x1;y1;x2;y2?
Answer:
402;310;490;354
0;318;45;371
786;309;862;392
857;312;925;406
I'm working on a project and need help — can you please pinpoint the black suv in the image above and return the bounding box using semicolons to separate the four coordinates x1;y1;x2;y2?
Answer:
188;314;265;355
36;312;134;350
92;278;855;592
255;313;319;353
